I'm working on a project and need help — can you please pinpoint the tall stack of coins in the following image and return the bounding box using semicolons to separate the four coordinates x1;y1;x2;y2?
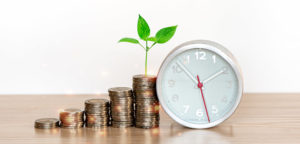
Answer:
133;74;160;128
108;87;134;128
60;108;84;128
85;99;110;128
34;118;60;129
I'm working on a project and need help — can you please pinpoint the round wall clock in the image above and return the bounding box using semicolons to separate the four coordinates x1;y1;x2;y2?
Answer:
157;40;243;128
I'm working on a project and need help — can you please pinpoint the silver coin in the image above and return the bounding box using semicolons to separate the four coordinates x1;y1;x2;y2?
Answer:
86;123;108;128
85;98;110;106
34;118;60;129
132;75;160;129
60;108;84;128
84;98;110;127
133;74;156;82
108;87;133;96
111;121;133;128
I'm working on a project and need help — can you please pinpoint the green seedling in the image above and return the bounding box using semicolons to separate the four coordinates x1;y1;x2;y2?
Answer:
119;14;177;76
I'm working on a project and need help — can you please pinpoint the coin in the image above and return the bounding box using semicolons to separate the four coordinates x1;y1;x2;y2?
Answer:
60;108;84;128
135;121;159;129
108;87;133;96
133;74;156;82
108;87;134;127
85;98;110;128
34;118;59;129
85;99;110;107
111;121;133;128
86;123;109;128
134;90;157;98
133;74;160;129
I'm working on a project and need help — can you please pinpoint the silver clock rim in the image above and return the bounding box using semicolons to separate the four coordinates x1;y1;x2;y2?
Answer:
156;40;244;129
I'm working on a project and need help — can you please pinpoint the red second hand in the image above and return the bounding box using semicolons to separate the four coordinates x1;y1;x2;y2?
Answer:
197;75;210;123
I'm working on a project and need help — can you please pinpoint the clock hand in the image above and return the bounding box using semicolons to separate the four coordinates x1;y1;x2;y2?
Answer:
202;67;227;84
197;75;210;123
176;61;198;84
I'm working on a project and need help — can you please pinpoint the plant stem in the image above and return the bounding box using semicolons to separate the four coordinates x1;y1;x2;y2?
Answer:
138;43;146;50
148;42;157;50
145;50;148;76
145;40;149;76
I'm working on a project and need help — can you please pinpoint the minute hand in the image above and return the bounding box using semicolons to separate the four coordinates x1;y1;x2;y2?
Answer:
202;68;226;84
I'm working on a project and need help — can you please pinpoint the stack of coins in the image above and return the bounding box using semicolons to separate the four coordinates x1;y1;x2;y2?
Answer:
34;118;60;129
108;87;134;128
133;74;160;128
60;108;84;128
85;99;110;128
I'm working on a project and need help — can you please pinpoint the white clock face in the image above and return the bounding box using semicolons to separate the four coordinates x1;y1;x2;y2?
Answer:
157;43;242;128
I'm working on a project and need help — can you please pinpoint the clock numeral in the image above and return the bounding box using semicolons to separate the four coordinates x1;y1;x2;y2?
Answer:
226;80;232;88
212;105;218;114
172;65;182;73
183;105;190;113
172;94;179;102
195;51;206;60
196;108;204;118
168;80;175;88
222;96;228;103
223;67;229;74
212;55;216;64
183;55;190;65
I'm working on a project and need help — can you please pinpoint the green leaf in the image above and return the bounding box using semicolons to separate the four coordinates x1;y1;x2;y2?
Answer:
147;37;156;42
155;25;177;44
118;37;140;44
137;14;150;40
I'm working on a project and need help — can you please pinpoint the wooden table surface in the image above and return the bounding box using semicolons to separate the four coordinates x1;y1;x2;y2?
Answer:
0;93;300;144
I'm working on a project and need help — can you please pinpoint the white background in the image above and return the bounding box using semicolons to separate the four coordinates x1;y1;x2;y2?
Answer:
0;0;300;94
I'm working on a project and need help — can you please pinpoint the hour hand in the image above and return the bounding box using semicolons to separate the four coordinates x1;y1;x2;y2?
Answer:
176;61;198;84
202;67;227;84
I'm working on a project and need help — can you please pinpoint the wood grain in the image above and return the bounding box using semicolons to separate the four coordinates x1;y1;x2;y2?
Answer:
0;93;299;144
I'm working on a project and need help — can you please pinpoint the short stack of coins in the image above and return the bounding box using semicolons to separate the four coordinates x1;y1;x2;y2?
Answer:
108;87;134;127
85;99;110;128
59;108;84;128
133;74;160;128
34;118;60;129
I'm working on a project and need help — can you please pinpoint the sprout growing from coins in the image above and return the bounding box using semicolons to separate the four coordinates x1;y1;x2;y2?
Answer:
119;14;177;76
